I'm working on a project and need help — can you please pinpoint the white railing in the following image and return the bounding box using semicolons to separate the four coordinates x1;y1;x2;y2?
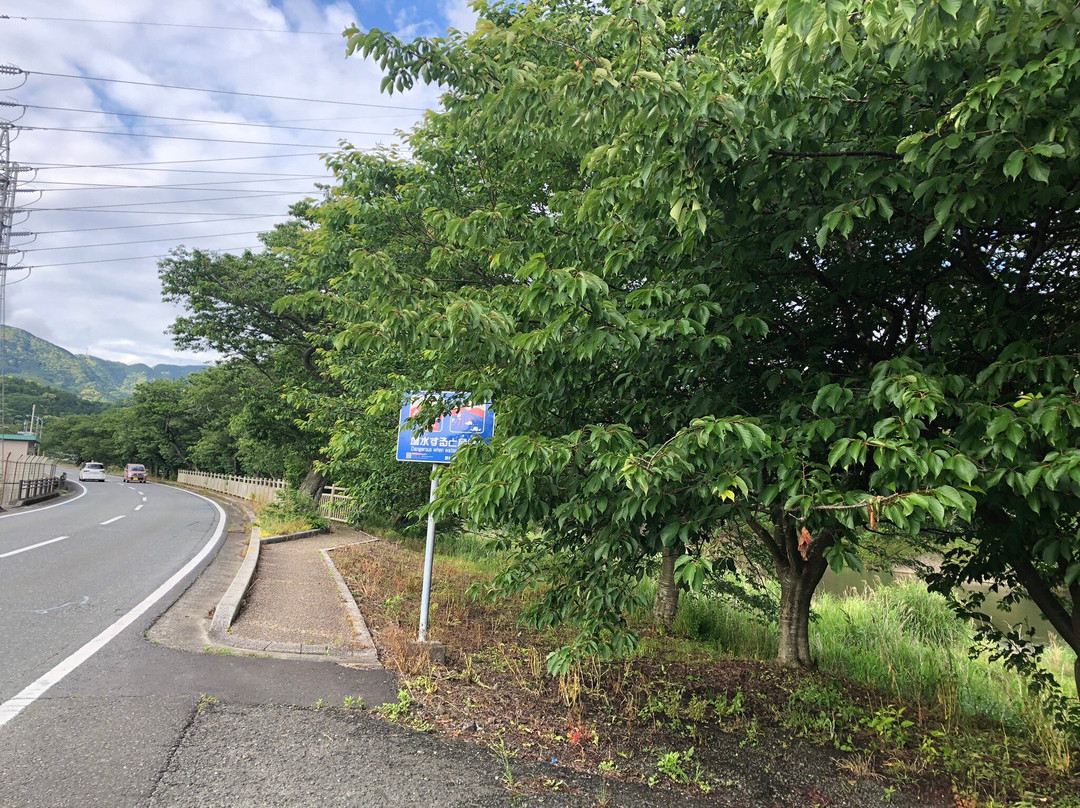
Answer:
177;470;287;507
318;485;360;524
1;453;60;508
177;470;357;524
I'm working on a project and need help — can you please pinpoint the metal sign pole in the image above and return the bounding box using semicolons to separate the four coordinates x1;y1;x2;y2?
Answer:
417;463;438;643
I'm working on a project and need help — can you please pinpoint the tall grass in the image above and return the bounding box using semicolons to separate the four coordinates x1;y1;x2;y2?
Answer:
674;577;1077;768
674;591;779;661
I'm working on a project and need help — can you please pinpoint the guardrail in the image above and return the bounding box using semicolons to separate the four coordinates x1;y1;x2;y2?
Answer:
1;454;61;508
177;471;358;524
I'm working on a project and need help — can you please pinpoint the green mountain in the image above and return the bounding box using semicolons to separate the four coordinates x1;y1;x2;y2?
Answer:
0;376;111;432
0;325;205;403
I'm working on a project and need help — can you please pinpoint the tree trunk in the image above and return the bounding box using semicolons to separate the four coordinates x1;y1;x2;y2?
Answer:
742;509;834;670
298;465;327;501
776;557;828;669
654;544;678;628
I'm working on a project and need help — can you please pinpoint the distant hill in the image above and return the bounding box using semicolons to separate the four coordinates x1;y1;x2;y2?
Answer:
0;376;111;432
0;325;205;402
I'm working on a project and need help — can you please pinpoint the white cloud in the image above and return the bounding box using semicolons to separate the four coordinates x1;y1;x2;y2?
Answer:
442;0;478;32
0;0;446;369
8;308;56;342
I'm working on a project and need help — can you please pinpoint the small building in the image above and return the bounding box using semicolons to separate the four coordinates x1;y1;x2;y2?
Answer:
0;433;40;458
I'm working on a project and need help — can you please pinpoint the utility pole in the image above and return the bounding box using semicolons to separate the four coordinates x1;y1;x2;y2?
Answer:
0;121;16;438
0;94;33;440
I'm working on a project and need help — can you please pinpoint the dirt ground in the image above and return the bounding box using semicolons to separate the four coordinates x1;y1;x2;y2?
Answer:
330;538;963;808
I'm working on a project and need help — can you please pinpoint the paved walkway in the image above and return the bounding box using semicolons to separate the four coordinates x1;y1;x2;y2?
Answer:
228;531;377;662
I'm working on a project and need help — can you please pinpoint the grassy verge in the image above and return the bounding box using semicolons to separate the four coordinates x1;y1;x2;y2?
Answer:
255;489;328;537
331;536;1079;807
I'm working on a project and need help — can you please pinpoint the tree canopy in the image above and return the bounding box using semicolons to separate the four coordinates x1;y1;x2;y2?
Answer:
281;0;1080;692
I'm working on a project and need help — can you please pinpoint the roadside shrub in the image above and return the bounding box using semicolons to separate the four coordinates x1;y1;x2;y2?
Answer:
257;487;328;536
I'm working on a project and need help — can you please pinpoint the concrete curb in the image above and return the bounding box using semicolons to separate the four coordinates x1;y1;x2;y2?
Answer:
320;546;379;667
207;525;381;664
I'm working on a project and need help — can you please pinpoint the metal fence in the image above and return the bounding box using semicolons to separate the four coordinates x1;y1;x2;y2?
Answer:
1;454;61;508
177;470;358;524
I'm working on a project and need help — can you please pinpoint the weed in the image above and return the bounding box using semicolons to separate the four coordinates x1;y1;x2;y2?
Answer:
783;681;860;750
656;748;690;783
595;782;609;806
204;646;234;655
314;698;324;710
740;716;760;747
686;694;710;723
713;690;746;721
343;695;365;710
491;737;517;789
651;747;711;793
836;752;882;779
257;488;328;535
865;705;913;749
377;689;413;722
196;694;219;713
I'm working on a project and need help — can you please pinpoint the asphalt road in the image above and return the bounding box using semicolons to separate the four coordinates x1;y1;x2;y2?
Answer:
0;475;220;708
0;476;397;808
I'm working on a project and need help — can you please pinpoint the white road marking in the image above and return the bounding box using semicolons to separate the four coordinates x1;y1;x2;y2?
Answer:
99;515;126;526
0;536;70;559
0;490;227;728
134;504;143;511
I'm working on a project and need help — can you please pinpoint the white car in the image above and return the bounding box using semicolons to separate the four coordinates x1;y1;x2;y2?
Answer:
79;462;107;482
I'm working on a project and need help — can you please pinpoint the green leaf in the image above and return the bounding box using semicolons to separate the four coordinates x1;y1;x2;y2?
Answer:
1025;156;1050;184
1003;149;1024;179
952;456;978;484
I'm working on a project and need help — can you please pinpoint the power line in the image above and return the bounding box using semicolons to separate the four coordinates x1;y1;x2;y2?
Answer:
21;124;346;150
32;216;287;234
1;14;347;36
16;103;406;135
29;208;289;216
26;176;326;191
31;190;311;210
30;148;390;171
28;246;263;269
24;230;268;251
26;69;429;111
31;162;324;178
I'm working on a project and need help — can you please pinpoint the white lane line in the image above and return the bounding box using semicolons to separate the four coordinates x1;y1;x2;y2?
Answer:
0;536;70;559
99;515;126;526
134;504;143;511
0;480;87;520
0;490;227;728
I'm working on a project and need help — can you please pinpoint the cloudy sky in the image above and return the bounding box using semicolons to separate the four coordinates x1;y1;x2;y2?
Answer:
0;0;470;367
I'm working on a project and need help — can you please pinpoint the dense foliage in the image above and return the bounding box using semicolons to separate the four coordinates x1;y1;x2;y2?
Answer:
273;0;1080;688
42;362;317;481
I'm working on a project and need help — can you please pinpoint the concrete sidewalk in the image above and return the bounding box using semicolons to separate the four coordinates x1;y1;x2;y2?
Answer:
227;530;379;664
213;527;380;666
